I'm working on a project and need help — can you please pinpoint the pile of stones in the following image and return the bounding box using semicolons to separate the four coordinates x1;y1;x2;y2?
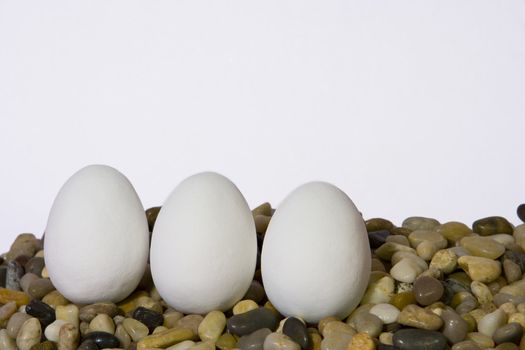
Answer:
1;203;525;350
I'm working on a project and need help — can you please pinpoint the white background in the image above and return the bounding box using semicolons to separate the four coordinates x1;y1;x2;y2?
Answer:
1;1;524;253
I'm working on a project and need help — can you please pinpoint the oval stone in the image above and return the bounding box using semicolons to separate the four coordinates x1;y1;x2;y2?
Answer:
460;236;505;259
237;328;272;350
493;322;523;345
413;276;444;306
283;317;309;350
25;299;56;328
227;307;279;336
133;306;164;333
472;216;513;236
82;331;121;349
393;329;447;350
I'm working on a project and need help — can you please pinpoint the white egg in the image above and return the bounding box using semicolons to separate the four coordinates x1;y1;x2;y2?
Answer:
44;165;149;304
261;182;370;323
150;172;257;314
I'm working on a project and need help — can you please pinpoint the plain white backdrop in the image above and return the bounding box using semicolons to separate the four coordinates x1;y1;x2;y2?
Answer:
1;1;524;253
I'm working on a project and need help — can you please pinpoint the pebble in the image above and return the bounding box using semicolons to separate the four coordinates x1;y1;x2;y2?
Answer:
402;217;440;231
227;307;279;336
20;273;39;294
41;290;69;308
216;333;237;350
392;329;447;350
368;230;390;249
44;319;67;342
133;306;164;333
243;281;266;304
460;236;506;259
7;312;32;338
122;318;149;342
321;321;355;338
361;275;395;304
0;300;17;323
457;256;502;283
473;216;513;236
198;310;226;342
390;257;425;283
6;260;24;291
471;281;493;304
28;278;55;300
255;215;272;234
77;339;99;350
493;323;523;345
369;303;400;324
25;257;45;277
88;313;115;334
429;249;458;273
237;328;272;350
283;318;309;350
6;233;38;261
347;332;375;350
408;230;447;249
83;331;120;349
163;311;184;328
25;299;56;328
176;314;204;335
441;308;468;344
136;327;195;350
375;242;416;261
390;291;416;310
58;323;79;350
234;300;260;315
413;275;444;306
146;206;162;232
466;332;495;349
366;218;394;232
55;304;79;328
386;234;409;246
436;222;473;243
0;328;17;350
0;288;30;307
398;304;443;330
16;317;41;350
167;340;196;350
30;340;58;350
263;332;301;350
477;309;507;338
79;302;118;322
451;340;482;350
353;312;383;338
504;260;522;283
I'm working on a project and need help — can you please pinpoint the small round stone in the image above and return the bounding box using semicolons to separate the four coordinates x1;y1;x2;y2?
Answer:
79;303;118;323
133;306;164;333
25;299;56;328
233;300;260;315
123;317;149;342
198;310;226;342
283;317;309;350
176;314;204;335
58;323;79;350
397;304;443;330
347;332;375;350
216;333;238;350
413;276;444;306
82;331;120;349
114;324;131;349
393;329;447;350
441;308;468;344
0;328;17;350
473;216;513;236
44;319;67;342
477;309;507;338
457;256;502;283
237;328;272;350
492;322;523;345
227;307;279;336
263;332;300;350
16;317;42;350
354;312;383;338
451;340;482;350
460;236;506;259
88;313;115;334
55;304;79;328
369;303;400;324
7;312;32;338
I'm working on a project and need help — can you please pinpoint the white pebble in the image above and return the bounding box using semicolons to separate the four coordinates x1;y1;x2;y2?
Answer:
390;258;423;283
369;303;400;324
477;309;507;338
44;319;68;342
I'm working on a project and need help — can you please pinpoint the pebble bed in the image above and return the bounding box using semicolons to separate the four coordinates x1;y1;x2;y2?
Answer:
2;204;525;350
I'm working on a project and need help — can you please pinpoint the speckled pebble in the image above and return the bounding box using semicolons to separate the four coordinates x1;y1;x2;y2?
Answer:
79;302;118;323
398;304;443;330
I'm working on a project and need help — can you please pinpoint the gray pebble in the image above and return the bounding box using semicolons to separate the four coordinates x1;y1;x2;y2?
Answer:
238;328;272;350
493;322;523;345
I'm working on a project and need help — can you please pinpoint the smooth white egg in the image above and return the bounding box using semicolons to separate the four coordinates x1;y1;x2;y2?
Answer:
261;182;370;323
150;172;257;314
44;165;149;304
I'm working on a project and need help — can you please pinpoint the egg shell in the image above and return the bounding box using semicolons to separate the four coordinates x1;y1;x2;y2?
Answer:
150;172;257;314
261;182;370;323
44;165;149;304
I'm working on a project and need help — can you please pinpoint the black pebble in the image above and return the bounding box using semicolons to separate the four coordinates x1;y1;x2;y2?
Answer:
82;331;121;349
132;306;163;333
518;204;525;223
283;317;310;350
26;299;56;328
77;339;99;350
393;329;447;350
368;230;390;249
227;307;279;336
